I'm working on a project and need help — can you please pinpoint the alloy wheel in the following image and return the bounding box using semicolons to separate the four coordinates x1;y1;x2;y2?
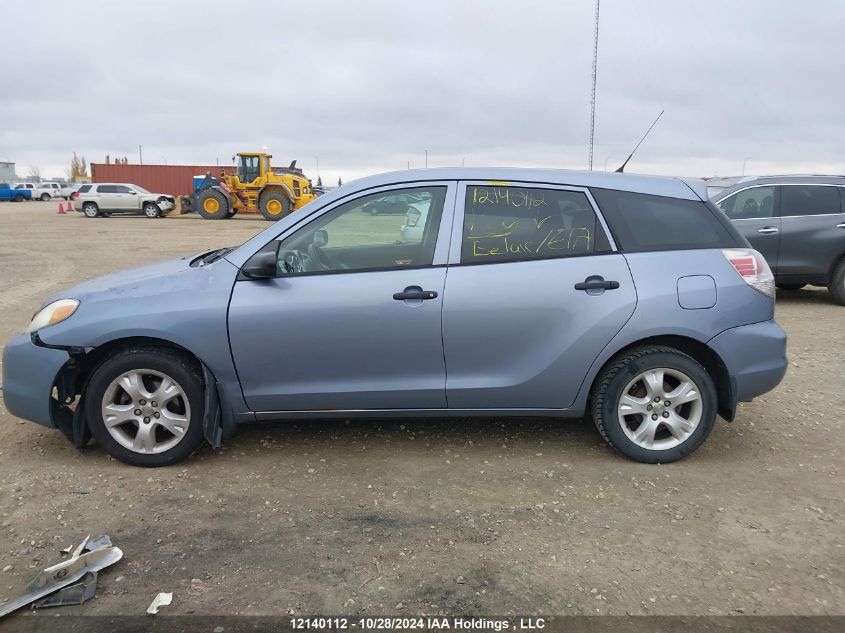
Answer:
617;367;703;450
100;369;191;454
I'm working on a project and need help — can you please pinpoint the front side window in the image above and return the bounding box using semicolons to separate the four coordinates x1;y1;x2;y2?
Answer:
275;186;446;275
114;185;133;194
239;156;260;183
716;186;775;220
779;185;841;216
460;185;606;264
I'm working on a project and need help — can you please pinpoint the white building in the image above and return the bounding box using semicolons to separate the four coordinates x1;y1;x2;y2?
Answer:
0;161;16;181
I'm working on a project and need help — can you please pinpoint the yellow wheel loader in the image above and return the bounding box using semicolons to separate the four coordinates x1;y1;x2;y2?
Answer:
194;152;316;221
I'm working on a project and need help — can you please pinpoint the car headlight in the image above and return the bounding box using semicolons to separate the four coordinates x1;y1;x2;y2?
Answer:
26;299;79;333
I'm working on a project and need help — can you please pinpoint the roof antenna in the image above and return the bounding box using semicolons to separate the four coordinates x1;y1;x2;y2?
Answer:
615;109;664;173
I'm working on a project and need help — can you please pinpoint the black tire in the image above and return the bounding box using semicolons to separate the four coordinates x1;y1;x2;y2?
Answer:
14;194;24;202
776;283;805;291
84;347;206;467
829;259;845;306
259;191;291;221
82;202;100;218
197;189;230;220
590;345;718;464
40;193;50;201
143;202;161;218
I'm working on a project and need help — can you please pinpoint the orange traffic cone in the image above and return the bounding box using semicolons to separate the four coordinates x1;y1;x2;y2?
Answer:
57;202;66;214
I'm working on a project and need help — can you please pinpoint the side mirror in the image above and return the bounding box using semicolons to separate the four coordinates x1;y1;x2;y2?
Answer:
242;246;279;279
313;229;328;247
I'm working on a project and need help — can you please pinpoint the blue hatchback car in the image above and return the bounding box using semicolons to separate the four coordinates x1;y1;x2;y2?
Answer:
2;168;787;466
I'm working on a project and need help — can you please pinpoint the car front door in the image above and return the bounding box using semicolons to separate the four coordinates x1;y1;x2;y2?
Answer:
442;182;637;410
776;184;845;279
715;185;781;271
112;185;138;210
227;182;456;413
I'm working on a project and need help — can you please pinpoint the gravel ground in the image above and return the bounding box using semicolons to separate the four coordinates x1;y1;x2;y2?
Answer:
0;201;842;618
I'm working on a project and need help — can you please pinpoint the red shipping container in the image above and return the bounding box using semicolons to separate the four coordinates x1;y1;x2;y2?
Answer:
91;163;237;197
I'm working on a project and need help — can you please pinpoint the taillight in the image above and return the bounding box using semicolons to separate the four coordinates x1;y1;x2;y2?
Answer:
722;248;775;299
72;191;79;199
406;209;421;227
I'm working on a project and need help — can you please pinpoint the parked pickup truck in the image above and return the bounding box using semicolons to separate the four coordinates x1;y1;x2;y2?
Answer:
0;183;32;202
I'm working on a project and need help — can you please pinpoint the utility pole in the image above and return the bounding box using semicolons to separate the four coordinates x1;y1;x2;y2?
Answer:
425;149;428;168
315;156;320;177
139;145;143;165
588;0;601;171
742;157;751;175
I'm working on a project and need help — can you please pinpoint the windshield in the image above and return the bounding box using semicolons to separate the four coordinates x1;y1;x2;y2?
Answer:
706;186;725;200
133;185;151;194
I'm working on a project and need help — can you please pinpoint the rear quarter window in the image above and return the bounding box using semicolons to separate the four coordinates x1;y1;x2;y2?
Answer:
78;185;92;193
590;188;743;253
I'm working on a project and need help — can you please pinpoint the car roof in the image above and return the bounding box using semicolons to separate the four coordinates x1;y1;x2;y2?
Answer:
339;167;707;202
712;174;845;201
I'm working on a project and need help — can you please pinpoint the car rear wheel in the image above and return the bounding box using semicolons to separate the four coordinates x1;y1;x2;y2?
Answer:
590;346;717;463
776;283;805;291
84;347;205;467
82;202;100;218
830;260;845;306
143;202;161;218
14;194;24;202
40;193;50;201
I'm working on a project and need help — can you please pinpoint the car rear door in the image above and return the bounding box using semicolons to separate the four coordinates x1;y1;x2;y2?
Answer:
441;181;636;410
776;184;845;280
228;182;456;413
714;185;781;271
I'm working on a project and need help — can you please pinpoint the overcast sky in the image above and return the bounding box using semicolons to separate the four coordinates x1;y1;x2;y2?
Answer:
2;0;844;183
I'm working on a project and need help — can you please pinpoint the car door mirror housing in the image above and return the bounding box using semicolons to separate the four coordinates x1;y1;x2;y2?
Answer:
242;247;279;279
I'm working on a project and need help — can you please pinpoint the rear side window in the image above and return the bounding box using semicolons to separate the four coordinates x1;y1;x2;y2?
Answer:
779;185;841;216
78;185;92;193
590;188;741;253
97;185;116;193
461;185;610;264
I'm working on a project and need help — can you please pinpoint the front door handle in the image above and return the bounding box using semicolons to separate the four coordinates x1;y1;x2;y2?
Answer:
393;286;438;301
757;226;779;235
574;277;620;291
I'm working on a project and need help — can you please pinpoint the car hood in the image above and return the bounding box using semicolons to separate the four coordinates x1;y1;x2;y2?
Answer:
42;252;208;306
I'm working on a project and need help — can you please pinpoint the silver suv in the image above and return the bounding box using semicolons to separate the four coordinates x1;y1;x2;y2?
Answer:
712;175;845;304
73;183;175;218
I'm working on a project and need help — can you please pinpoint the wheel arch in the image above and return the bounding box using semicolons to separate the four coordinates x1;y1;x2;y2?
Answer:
53;335;233;449
259;183;295;204
584;334;735;422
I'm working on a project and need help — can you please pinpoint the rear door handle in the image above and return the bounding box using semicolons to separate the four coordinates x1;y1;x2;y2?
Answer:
574;277;620;291
757;226;779;234
393;286;438;301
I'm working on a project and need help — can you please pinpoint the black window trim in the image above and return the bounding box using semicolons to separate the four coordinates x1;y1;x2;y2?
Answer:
237;182;457;280
718;183;845;219
448;181;618;266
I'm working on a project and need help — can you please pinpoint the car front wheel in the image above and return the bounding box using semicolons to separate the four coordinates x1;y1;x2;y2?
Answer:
82;202;100;218
84;347;205;467
830;260;845;306
590;346;717;463
143;202;161;218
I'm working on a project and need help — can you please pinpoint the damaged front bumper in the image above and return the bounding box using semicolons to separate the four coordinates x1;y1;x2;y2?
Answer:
2;332;69;429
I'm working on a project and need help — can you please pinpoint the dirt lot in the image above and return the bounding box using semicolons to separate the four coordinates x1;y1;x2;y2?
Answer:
0;201;842;618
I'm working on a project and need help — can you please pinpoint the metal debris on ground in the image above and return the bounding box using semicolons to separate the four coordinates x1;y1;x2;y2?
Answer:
33;572;98;609
146;592;173;615
0;535;122;618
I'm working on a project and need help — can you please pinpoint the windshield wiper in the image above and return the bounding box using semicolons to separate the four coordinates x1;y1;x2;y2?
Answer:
200;247;234;265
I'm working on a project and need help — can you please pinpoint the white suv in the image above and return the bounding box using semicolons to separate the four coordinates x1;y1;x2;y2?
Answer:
73;183;176;218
